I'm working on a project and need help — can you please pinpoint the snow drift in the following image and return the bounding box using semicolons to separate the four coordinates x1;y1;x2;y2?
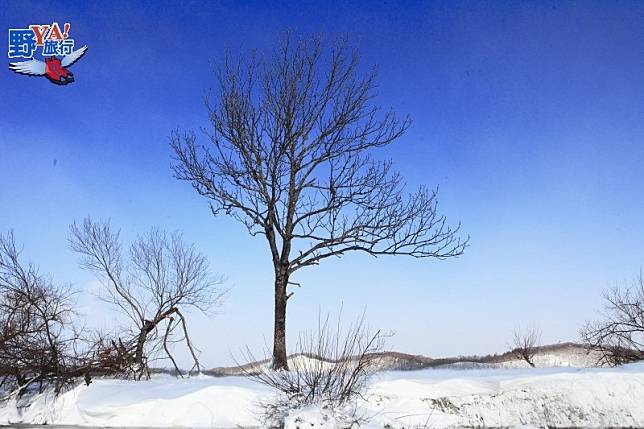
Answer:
1;362;643;428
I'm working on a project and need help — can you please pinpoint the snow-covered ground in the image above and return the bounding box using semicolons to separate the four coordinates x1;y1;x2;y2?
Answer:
362;364;644;428
1;362;643;428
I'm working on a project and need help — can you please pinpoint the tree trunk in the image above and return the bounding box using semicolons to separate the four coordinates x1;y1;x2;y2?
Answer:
134;327;149;379
133;308;178;379
272;269;289;370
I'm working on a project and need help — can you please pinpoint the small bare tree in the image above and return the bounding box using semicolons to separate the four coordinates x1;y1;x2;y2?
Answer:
581;272;644;366
0;231;85;396
171;33;467;370
511;326;541;367
69;217;224;379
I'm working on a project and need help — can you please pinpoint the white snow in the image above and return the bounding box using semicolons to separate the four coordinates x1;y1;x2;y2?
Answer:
2;363;643;428
361;363;644;428
0;375;273;428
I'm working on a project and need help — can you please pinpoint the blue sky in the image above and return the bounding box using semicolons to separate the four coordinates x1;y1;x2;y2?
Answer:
1;0;643;366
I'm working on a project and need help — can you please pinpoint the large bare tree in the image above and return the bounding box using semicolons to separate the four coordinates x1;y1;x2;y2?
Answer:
69;217;224;379
171;35;467;369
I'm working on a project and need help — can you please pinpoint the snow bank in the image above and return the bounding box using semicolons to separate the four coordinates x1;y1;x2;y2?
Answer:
0;375;272;428
1;364;643;428
362;363;644;428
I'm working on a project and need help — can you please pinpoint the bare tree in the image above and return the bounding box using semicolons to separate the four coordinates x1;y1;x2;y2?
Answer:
511;326;541;367
0;231;86;396
171;34;467;370
69;217;224;379
581;272;644;366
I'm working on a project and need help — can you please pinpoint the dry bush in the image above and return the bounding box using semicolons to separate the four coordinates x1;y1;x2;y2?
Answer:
242;313;385;408
0;231;89;397
581;272;644;366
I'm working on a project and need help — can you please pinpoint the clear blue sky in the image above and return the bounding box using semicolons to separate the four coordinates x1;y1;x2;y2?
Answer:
1;0;643;366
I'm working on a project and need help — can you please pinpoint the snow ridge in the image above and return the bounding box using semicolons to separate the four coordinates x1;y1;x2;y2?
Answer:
1;363;643;428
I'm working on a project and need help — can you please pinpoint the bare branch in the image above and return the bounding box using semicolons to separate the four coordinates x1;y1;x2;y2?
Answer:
511;326;541;367
0;230;86;395
69;217;225;379
581;271;644;366
171;34;467;274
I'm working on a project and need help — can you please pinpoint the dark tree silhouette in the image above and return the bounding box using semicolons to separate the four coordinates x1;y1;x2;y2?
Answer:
0;231;85;396
511;326;541;367
69;217;224;379
581;272;644;366
171;35;467;369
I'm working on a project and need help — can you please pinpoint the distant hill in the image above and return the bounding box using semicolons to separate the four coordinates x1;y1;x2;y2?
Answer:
203;342;603;376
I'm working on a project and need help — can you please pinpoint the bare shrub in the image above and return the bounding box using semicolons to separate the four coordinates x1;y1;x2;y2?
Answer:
511;326;541;367
0;231;88;397
242;313;385;408
69;217;225;379
581;272;644;366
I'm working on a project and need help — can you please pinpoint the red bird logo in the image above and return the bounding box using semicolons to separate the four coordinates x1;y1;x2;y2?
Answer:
9;45;88;85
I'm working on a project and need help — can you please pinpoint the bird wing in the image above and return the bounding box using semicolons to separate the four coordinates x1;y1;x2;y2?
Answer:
8;59;46;76
61;45;88;68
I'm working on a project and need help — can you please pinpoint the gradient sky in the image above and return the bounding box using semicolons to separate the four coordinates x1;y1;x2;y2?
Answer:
1;0;643;367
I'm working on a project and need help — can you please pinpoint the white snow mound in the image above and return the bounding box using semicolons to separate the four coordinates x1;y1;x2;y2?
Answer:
1;364;643;428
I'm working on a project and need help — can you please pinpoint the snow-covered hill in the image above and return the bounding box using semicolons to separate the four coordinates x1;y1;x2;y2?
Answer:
2;362;643;428
208;343;603;376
